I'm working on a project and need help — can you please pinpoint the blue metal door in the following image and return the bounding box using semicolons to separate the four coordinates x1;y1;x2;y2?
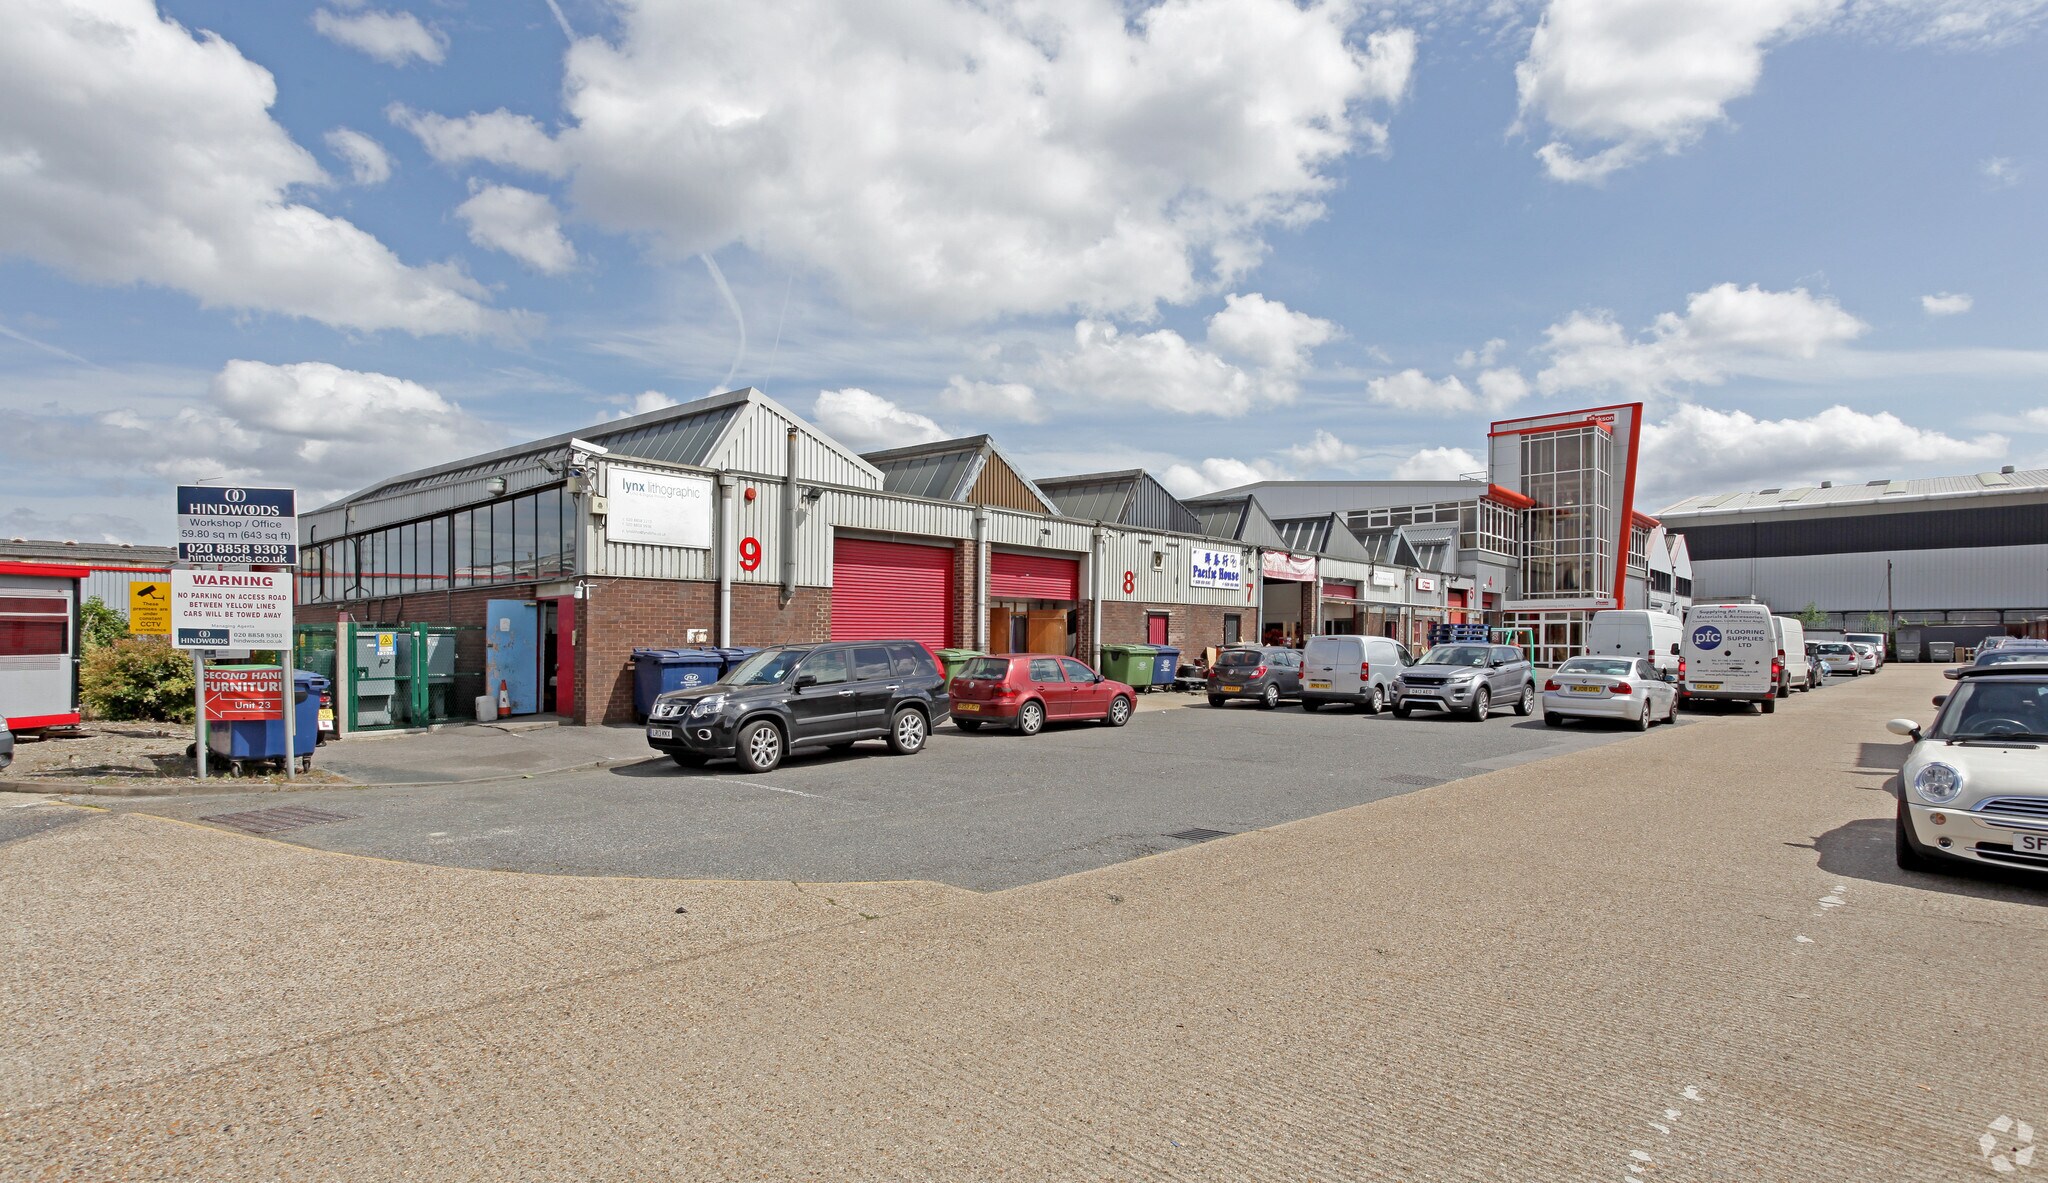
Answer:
485;600;539;716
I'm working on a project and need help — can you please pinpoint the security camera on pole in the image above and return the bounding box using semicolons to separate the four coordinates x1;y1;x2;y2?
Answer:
172;484;299;779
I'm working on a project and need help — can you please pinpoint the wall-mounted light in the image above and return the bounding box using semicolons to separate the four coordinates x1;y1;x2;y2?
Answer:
485;476;508;496
801;485;824;503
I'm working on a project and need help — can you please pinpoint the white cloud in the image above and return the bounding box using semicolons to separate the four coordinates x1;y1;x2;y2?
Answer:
811;388;949;450
939;377;1043;423
400;0;1416;321
1844;0;2048;47
1921;291;1974;316
456;184;577;274
1392;446;1482;481
1456;338;1507;368
1206;293;1339;372
1158;457;1279;498
313;7;447;66
1476;367;1531;408
1515;0;1840;182
325;127;393;185
2025;408;2048;431
1536;283;1866;396
1038;319;1284;416
1982;156;2021;187
389;105;571;176
0;1;514;337
1369;369;1477;413
1282;429;1364;469
1642;402;2007;503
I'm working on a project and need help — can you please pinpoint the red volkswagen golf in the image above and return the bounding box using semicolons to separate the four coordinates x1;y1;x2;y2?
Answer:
948;654;1135;735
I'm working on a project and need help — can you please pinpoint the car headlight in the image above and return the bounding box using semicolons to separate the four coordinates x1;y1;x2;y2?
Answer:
1913;762;1963;804
689;694;727;717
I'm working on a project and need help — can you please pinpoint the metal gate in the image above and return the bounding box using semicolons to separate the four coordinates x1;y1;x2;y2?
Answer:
831;536;954;649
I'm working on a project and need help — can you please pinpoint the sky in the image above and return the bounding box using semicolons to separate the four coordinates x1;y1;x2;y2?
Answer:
2;0;2045;544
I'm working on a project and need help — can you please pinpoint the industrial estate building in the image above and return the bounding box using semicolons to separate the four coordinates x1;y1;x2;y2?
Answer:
1658;467;2048;656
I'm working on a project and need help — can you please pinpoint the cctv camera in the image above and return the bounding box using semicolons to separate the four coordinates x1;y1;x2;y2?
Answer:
568;437;609;456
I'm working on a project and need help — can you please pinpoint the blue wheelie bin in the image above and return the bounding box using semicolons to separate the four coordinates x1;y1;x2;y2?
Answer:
208;669;327;774
633;649;725;720
1150;646;1182;692
708;646;761;678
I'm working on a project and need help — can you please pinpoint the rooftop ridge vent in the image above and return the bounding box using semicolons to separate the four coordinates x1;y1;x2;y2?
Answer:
1866;479;1889;487
1979;471;2013;487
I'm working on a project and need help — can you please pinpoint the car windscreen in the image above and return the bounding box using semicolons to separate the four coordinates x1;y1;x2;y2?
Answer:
1217;649;1264;667
959;657;1012;680
1559;658;1632;676
1977;650;2048;667
1419;645;1490;668
1932;679;2048;740
727;648;804;686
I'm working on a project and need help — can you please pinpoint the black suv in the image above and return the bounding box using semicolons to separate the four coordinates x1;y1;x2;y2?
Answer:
645;640;950;773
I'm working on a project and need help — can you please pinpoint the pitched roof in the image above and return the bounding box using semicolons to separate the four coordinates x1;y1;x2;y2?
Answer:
1270;513;1376;562
1659;468;2048;518
1344;525;1421;567
861;435;1060;513
1034;470;1202;534
1180;493;1290;549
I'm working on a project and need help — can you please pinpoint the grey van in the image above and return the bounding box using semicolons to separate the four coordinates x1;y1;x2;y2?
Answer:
1391;643;1537;721
1300;634;1413;713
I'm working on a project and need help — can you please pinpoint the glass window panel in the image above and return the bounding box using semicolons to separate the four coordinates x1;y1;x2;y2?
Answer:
535;488;564;577
514;494;539;579
452;510;475;587
397;524;415;594
493;500;516;583
430;516;450;589
559;491;577;576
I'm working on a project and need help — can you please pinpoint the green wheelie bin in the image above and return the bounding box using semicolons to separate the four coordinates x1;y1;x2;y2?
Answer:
1099;643;1158;690
936;648;985;682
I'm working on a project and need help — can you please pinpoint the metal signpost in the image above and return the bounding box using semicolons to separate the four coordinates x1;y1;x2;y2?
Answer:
171;486;299;779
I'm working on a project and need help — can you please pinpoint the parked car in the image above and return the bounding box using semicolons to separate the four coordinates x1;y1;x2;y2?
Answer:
1850;642;1880;674
1804;642;1832;685
0;717;12;772
1845;631;1887;667
1889;659;2048;876
1543;656;1679;729
1681;603;1781;713
1392;643;1535;721
948;654;1134;734
1206;646;1303;709
644;640;948;773
1586;609;1683;675
1812;640;1860;676
1299;634;1412;713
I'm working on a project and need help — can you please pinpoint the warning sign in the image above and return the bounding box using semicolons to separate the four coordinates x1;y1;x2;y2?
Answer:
203;667;286;722
171;569;292;650
129;581;170;635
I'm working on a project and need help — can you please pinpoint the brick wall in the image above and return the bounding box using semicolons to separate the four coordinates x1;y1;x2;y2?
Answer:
297;587;526;720
578;578;831;724
952;539;978;650
1078;601;1241;668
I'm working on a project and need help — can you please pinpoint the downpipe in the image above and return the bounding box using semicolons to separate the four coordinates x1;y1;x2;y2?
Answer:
716;472;734;647
782;426;798;607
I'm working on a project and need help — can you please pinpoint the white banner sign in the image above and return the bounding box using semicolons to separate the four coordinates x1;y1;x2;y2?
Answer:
1414;575;1438;592
1190;548;1243;591
1370;570;1401;588
171;569;293;650
607;468;714;549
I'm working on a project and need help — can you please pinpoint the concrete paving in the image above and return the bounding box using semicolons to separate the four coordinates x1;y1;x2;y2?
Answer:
112;687;1669;890
4;666;2043;1181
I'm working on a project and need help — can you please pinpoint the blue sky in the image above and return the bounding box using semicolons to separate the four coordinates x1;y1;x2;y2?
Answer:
3;0;2044;543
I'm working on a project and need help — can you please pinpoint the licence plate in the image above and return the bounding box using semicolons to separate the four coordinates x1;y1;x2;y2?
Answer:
2015;832;2048;855
647;727;675;740
1570;684;1603;693
956;702;980;712
1222;685;1243;693
1694;682;1721;691
1307;680;1331;690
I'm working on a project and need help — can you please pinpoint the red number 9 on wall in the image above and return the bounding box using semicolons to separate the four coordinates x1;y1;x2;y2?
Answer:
739;536;763;572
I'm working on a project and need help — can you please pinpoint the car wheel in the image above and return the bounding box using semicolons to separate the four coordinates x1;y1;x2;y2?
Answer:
1018;700;1046;736
1634;700;1652;731
1514;683;1535;716
1761;696;1776;715
1664;695;1680;725
1543;711;1563;727
1392;701;1412;719
1259;683;1280;710
1895;801;1942;874
1105;695;1132;727
1365;686;1384;715
1470;687;1490;722
1208;695;1226;708
735;720;783;774
670;752;708;769
887;707;928;754
954;719;982;732
1300;698;1320;713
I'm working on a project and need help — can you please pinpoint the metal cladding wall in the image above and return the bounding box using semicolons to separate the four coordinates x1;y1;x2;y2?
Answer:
830;537;955;648
1097;532;1257;608
1690;544;2048;614
990;551;1080;600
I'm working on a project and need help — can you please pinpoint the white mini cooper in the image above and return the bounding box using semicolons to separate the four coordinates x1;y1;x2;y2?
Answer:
1889;662;2048;876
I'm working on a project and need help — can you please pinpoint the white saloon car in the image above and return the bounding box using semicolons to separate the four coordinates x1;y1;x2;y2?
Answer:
1850;642;1880;674
1889;663;2048;876
1542;656;1679;730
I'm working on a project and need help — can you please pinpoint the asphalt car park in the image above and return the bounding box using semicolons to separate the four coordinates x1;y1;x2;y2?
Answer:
115;694;1679;891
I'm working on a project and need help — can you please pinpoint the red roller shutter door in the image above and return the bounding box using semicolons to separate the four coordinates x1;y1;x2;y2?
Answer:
831;537;954;648
989;551;1081;601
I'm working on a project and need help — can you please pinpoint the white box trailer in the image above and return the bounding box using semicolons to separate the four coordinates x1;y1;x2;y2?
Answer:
0;562;85;735
1681;603;1781;714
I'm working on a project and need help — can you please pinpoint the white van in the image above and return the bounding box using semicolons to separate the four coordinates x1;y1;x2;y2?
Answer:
1301;634;1413;714
1681;603;1782;714
1771;616;1813;693
1586;610;1684;674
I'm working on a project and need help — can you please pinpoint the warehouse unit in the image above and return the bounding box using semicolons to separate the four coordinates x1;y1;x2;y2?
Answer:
1658;468;2048;657
0;540;174;613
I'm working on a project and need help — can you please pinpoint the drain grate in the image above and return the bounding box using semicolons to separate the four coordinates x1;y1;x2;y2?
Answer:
1168;827;1232;843
1385;774;1442;786
198;806;358;835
